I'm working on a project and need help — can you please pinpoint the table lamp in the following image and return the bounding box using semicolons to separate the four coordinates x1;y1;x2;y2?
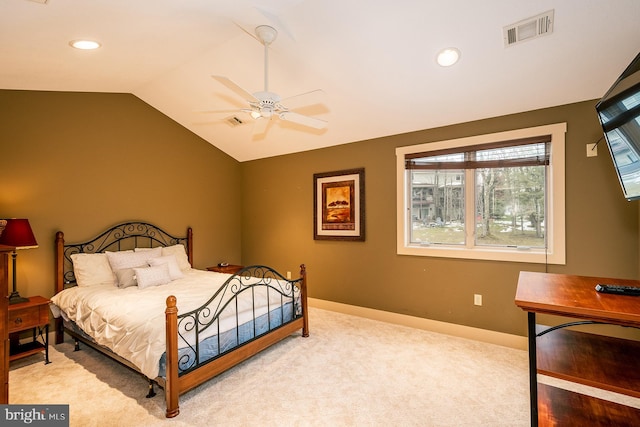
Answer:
0;218;38;304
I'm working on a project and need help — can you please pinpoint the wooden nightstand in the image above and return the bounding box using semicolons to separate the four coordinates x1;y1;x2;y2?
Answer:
8;296;50;364
207;264;244;274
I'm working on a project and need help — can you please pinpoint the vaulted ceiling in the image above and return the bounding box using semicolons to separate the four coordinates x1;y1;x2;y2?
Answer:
3;0;640;161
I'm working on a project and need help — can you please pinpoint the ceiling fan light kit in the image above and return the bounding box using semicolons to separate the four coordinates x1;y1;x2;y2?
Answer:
210;25;327;132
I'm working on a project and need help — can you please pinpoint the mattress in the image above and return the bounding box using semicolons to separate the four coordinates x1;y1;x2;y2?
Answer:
50;269;298;378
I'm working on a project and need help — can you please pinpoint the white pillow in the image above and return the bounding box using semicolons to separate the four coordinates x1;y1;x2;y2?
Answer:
148;255;184;280
106;247;162;271
134;264;172;289
161;244;191;271
71;253;116;287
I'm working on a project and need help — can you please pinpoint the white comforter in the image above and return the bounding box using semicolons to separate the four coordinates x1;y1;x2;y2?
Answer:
50;269;292;379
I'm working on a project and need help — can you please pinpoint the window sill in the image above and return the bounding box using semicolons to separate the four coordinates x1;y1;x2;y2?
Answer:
398;244;565;264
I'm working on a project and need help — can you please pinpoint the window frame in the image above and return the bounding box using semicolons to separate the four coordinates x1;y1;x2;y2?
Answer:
396;123;566;264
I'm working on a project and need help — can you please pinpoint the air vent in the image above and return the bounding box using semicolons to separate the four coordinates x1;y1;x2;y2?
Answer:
503;10;554;47
225;116;246;127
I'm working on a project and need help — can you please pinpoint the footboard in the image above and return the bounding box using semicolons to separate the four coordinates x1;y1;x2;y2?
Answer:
164;264;309;418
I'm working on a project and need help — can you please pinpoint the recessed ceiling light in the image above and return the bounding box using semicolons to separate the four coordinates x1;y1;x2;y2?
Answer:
69;40;101;50
437;47;461;67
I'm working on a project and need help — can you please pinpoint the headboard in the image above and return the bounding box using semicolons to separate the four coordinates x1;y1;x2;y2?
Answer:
55;221;193;293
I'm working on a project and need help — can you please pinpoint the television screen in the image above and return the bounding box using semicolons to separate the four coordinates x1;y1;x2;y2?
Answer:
596;52;640;201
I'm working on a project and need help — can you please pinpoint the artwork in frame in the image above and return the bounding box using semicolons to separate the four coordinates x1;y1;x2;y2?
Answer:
313;168;365;241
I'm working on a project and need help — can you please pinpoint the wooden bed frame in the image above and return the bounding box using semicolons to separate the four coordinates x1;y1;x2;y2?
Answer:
54;221;309;418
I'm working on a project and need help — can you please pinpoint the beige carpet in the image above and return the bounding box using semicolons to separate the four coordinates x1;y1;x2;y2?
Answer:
9;307;531;426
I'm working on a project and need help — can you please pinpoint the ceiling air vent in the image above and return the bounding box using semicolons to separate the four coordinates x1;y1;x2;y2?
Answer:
503;10;554;47
225;116;247;127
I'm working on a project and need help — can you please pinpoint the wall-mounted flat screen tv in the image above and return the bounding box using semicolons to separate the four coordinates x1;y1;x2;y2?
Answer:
596;51;640;201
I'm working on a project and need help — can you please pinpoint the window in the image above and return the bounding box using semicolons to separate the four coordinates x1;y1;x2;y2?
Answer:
396;123;566;264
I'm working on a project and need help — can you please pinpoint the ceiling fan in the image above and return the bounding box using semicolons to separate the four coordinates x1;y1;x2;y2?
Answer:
211;25;327;131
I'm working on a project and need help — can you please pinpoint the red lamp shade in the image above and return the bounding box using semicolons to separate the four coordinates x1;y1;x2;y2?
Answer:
0;218;38;249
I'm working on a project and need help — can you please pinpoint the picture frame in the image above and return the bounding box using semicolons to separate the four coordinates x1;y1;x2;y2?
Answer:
313;168;365;241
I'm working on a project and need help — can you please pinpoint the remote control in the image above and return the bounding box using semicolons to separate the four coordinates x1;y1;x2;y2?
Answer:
595;284;640;296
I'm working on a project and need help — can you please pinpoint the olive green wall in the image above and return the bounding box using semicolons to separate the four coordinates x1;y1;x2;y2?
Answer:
241;100;639;336
0;90;242;300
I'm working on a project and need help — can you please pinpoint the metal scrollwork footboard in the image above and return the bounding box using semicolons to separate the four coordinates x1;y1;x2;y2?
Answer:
163;264;309;418
172;265;303;375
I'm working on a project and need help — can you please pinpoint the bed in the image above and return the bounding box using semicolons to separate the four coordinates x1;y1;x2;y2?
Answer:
51;221;309;418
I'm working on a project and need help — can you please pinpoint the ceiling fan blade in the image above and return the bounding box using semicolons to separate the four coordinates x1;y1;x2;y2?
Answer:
280;89;325;110
232;21;261;43
279;111;327;129
280;89;326;110
212;76;259;103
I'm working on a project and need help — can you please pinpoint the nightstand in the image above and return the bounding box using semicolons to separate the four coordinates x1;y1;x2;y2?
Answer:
207;264;244;274
8;296;50;364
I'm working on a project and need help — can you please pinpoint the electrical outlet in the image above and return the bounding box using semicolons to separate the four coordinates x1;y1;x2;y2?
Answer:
286;271;291;279
474;294;483;306
586;143;598;157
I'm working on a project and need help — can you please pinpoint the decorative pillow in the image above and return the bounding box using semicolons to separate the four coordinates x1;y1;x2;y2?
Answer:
148;255;184;280
106;247;162;271
113;267;140;288
71;253;116;287
134;263;172;289
161;244;191;271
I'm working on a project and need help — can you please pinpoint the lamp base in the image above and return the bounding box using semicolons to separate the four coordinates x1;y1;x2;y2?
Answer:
9;291;29;305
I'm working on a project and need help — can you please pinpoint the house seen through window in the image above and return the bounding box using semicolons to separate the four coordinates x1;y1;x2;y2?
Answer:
396;123;567;264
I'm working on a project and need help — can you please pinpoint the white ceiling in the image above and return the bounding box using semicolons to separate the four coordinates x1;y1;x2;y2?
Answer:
2;0;640;162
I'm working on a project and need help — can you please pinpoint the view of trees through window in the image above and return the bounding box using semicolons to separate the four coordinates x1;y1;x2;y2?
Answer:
411;170;465;245
410;145;547;248
474;165;545;247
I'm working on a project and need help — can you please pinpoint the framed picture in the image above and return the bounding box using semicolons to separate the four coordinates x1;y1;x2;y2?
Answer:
313;168;365;241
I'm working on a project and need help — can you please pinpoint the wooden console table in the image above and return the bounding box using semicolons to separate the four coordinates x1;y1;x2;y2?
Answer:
515;271;640;426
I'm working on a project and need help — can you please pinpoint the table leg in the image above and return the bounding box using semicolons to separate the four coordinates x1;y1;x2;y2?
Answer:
43;324;50;365
527;312;538;426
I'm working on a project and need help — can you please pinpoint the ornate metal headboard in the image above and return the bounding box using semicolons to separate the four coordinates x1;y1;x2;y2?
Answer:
55;221;193;292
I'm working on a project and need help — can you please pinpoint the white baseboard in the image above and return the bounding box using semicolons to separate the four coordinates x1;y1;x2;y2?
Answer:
308;297;528;351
